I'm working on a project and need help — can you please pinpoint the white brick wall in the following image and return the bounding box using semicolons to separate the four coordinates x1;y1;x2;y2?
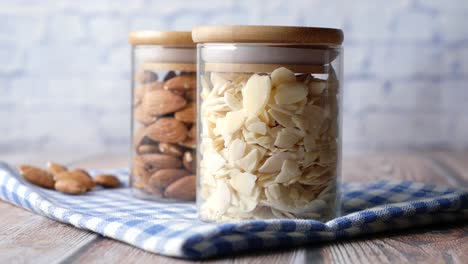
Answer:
0;0;467;156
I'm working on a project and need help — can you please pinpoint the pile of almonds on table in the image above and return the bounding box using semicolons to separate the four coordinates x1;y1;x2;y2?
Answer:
17;162;120;195
132;70;196;201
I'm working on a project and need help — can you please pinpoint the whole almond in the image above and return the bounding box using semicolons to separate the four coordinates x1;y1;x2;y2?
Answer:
18;165;55;189
55;179;87;195
164;75;196;94
164;175;196;201
158;142;183;157
47;162;68;179
55;170;95;191
146;118;187;143
133;126;155;148
94;174;120;188
133;157;152;182
134;86;145;106
144;81;164;92
182;151;195;173
134;106;157;125
135;154;182;174
137;144;159;154
143;90;186;116
149;169;190;188
174;104;196;123
188;125;196;139
179;138;196;149
133;179;163;196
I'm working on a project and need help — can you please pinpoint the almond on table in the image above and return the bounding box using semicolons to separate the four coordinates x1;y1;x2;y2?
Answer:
17;163;122;195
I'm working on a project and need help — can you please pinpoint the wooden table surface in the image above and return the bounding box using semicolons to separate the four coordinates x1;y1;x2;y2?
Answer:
0;151;467;264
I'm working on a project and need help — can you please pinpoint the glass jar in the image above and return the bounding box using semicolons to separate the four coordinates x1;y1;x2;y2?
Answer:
192;26;343;221
129;31;197;201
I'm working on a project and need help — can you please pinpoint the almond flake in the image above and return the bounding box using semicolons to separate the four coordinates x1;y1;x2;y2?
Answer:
204;180;231;215
228;139;246;164
246;121;267;135
235;149;260;172
271;67;296;87
225;92;242;110
242;74;272;116
211;72;229;89
222;110;246;135
214;118;225;136
268;109;295;128
229;172;257;195
304;151;319;167
274;128;303;149
307;79;327;96
274;82;308;104
275;160;301;183
203;152;226;174
258;152;296;173
304;133;317;152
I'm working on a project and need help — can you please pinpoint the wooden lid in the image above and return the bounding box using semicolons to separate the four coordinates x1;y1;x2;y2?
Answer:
192;25;343;45
129;31;195;46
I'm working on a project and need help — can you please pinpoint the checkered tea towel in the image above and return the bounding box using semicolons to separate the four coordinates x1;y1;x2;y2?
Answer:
0;162;466;259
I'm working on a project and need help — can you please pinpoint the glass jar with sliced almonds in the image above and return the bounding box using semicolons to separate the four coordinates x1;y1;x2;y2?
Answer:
129;31;197;201
192;25;343;221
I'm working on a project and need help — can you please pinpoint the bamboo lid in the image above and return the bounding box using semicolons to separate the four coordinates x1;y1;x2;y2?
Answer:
129;31;195;46
192;25;343;45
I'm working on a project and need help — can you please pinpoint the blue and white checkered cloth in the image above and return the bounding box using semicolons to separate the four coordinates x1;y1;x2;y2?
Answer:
0;162;466;259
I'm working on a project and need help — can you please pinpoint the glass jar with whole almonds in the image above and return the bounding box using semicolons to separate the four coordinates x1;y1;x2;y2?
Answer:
129;31;196;201
192;25;343;221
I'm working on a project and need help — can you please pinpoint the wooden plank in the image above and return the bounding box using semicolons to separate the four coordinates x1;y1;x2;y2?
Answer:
0;201;99;264
1;152;466;263
0;152;107;264
430;151;468;185
313;151;468;264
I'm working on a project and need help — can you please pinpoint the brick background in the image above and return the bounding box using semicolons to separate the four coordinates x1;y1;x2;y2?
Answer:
0;0;467;156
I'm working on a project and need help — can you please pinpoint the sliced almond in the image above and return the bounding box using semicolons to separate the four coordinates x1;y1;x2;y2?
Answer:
246;121;267;135
274;128;303;149
222;110;246;135
268;109;295;128
229;172;257;196
228;139;246;164
271;67;296;87
258;152;296;173
275;160;301;183
307;78;327;96
242;74;271;116
274;82;308;104
225;92;242;110
235;149;260;173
